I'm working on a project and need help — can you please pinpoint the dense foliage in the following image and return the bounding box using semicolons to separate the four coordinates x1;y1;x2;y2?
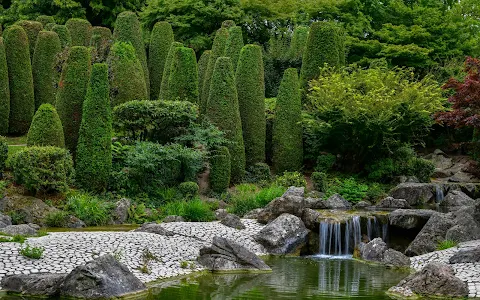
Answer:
159;41;183;100
90;26;112;63
165;47;199;103
52;25;72;48
197;50;211;102
0;137;7;175
15;20;43;60
209;146;231;193
0;38;10;135
225;25;244;72
27;104;65;148
148;21;174;100
65;18;91;46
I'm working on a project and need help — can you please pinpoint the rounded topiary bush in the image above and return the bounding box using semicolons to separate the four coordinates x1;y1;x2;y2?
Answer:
44;23;56;31
272;68;303;173
107;42;147;107
33;30;62;109
197;50;211;101
4;25;35;135
209;146;231;194
27;103;65;147
52;25;72;48
236;44;266;167
90;26;112;63
55;46;91;158
65;18;92;47
165;47;198;103
159;41;183;100
76;63;112;192
206;57;245;183
148;21;174;100
0;37;10;135
36;15;55;26
15;20;43;60
113;11;149;98
225;26;243;72
178;181;199;199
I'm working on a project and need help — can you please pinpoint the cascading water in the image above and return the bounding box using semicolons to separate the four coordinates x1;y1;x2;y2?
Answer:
435;185;444;204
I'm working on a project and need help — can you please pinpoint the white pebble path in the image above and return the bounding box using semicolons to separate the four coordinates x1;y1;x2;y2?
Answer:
0;219;266;287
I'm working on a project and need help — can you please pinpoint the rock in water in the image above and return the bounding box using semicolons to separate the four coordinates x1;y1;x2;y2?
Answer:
220;214;245;229
198;236;271;271
450;246;480;263
1;274;67;296
358;238;388;261
60;254;146;299
257;187;305;223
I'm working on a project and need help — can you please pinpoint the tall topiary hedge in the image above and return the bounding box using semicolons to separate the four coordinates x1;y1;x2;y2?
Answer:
76;63;112;192
288;26;309;60
16;20;43;60
272;68;303;173
55;46;91;158
36;15;55;26
149;21;174;100
206;57;245;183
66;18;92;47
159;41;183;100
0;38;10;136
90;26;112;63
236;44;266;166
209;146;231;193
4;25;35;135
107;42;147;107
225;26;243;72
200;28;229;114
165;47;198;103
113;11;149;98
197;50;211;101
45;23;56;31
27;103;65;147
0;136;7;176
32;31;61;109
52;25;72;49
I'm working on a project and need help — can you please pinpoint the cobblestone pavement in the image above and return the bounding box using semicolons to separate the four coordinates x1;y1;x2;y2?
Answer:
410;240;480;298
0;219;266;285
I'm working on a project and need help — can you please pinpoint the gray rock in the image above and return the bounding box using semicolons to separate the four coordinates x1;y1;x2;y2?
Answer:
445;208;480;242
440;190;476;207
377;197;411;209
382;249;411;267
1;274;67;296
243;208;263;219
449;246;480;263
111;198;130;224
389;183;435;206
283;186;305;198
0;213;12;228
215;209;228;220
306;191;324;198
60;254;147;299
389;209;435;230
392;262;468;298
323;194;351;209
134;222;173;236
254;213;309;254
65;215;86;228
0;224;38;236
358;238;388;262
353;201;372;209
301;208;321;231
0;195;58;226
304;197;326;209
257;187;305;223
198;236;271;272
396;176;420;184
220;214;245;230
163;215;185;223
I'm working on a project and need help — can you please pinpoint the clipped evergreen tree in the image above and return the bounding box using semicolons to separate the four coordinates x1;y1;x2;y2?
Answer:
206;57;245;183
16;20;43;60
209;146;231;193
52;25;72;48
272;68;303;173
236;44;266;166
32;31;61;109
165;47;198;103
197;50;211;101
27;103;65;147
225;26;243;72
90;26;112;63
221;20;236;28
55;46;91;158
113;11;149;97
66;18;92;47
200;27;229;114
299;21;345;91
0;38;10;136
44;23;56;31
36;15;55;26
107;42;148;107
4;26;35;135
149;21;174;100
288;26;309;59
159;41;183;100
76;63;112;192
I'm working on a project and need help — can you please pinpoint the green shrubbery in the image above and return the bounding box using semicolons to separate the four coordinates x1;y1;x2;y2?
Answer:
36;15;55;26
326;177;369;203
165;47;199;103
161;198;215;222
209;146;231;194
225;26;243;72
227;184;285;216
65;18;92;46
159;41;183;100
0;38;9;135
197;50;211;102
245;163;271;184
149;21;174;99
274;171;306;188
15;20;43;60
44;210;70;227
90;26;112;63
178;181;199;199
311;172;327;192
315;153;336;172
66;192;113;226
0;137;7;175
52;25;71;48
27;104;65;147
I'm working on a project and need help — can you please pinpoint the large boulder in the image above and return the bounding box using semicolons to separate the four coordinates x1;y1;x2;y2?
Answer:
382;249;411;267
353;201;372;210
449;246;480;264
389;263;468;298
243;208;263;219
215;209;228;220
198;236;271;272
323;194;351;209
358;238;388;261
304;197;326;209
440;190;476;208
389;183;435;206
0;195;57;226
134;222;173;236
257;187;305;223
254;213;309;254
111;198;130;224
221;214;245;230
301;208;321;231
389;209;435;230
60;254;147;299
0;213;12;228
1;274;67;296
376;197;411;209
445;209;480;242
0;224;38;236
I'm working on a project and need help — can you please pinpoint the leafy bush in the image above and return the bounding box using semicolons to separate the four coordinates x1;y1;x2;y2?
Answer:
149;22;174;99
159;42;183;100
227;184;285;216
66;192;113;226
174;120;229;154
411;158;435;183
0;136;8;174
66;18;92;46
0;180;7;197
0;37;10;135
311;172;327;192
90;26;112;63
245;163;271;184
209;146;231;194
52;25;71;48
225;26;243;73
161;198;214;222
27;104;65;148
164;47;199;103
274;171;306;188
20;244;44;259
36;15;55;26
178;182;199;199
326;177;369;203
437;240;458;250
44;210;70;227
315;154;336;172
11;146;74;194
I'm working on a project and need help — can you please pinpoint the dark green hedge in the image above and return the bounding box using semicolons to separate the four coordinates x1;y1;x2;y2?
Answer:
148;21;174;100
113;11;149;98
209;146;231;193
15;20;43;60
272;68;303;173
45;23;56;31
159;41;183;100
206;57;245;183
288;26;309;60
197;50;211;102
236;44;266;167
36;15;55;26
52;25;71;49
4;25;35;135
0;136;7;174
65;18;92;47
55;46;91;158
90;26;112;63
165;47;198;103
27;103;65;147
107;42;147;107
225;26;243;72
76;63;112;192
32;31;61;109
0;38;10;135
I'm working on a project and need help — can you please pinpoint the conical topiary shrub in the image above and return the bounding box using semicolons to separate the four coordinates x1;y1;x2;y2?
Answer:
66;18;92;47
4;25;35;135
52;25;72;49
113;11;149;98
236;44;266;167
197;50;211;101
90;26;112;63
107;42;148;107
159;41;183;100
225;26;243;72
27;103;65;147
0;38;10;136
55;46;91;158
288;26;309;60
36;15;55;26
16;20;43;60
149;21;174;100
165;47;198;103
272;68;303;173
76;63;112;192
32;31;62;109
206;57;245;183
209;146;231;193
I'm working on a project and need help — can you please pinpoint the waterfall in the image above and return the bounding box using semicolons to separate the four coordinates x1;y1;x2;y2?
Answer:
435;185;444;203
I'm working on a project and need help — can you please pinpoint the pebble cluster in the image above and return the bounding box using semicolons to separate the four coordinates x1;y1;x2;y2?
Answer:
410;240;480;298
0;219;266;285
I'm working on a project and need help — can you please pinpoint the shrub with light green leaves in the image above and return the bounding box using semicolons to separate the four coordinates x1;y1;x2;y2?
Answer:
274;171;307;188
178;181;199;199
197;50;211;102
149;21;174;99
36;15;55;26
27;104;65;148
66;192;113;226
311;171;327;192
